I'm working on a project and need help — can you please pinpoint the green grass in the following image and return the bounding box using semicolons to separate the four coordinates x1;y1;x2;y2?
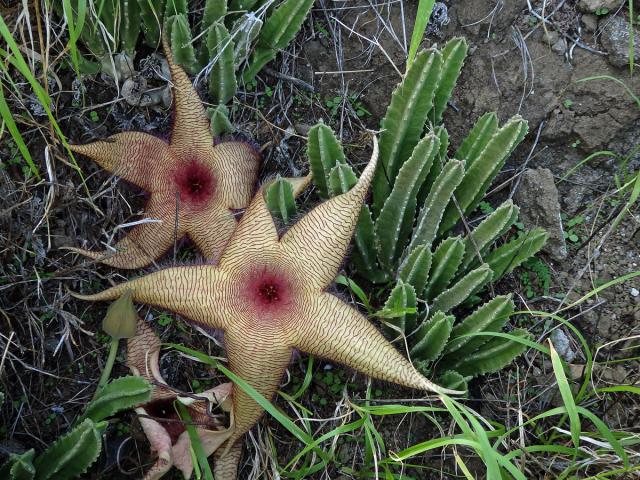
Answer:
0;13;88;192
407;0;436;69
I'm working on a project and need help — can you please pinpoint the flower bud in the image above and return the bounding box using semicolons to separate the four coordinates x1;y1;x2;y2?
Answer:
102;290;138;339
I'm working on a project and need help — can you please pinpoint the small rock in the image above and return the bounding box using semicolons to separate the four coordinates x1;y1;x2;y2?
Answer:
578;0;620;13
551;329;576;363
568;363;586;380
552;38;566;55
121;75;148;106
581;13;599;33
631;287;639;297
599;16;640;68
514;168;567;260
543;31;560;45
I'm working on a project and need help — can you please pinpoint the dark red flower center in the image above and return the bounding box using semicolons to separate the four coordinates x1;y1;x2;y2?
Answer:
258;282;280;304
144;398;184;445
243;267;294;314
174;159;215;206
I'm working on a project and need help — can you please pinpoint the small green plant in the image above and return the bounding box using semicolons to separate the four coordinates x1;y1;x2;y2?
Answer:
157;312;174;327
164;0;314;104
307;38;547;390
563;98;574;108
324;94;371;120
595;6;610;15
0;292;152;480
521;256;552;298
563;214;584;243
0;377;150;480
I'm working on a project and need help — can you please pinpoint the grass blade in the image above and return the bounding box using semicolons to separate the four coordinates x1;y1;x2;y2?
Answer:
548;339;580;450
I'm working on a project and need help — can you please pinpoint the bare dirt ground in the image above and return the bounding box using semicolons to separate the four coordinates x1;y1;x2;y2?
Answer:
1;0;639;478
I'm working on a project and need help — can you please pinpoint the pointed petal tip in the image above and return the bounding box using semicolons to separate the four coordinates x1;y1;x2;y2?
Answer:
416;375;465;396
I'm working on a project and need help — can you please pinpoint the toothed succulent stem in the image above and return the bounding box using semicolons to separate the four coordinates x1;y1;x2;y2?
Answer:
461;200;519;270
203;0;227;28
371;48;443;214
33;419;104;480
485;228;549;280
265;176;297;223
241;0;314;83
207;104;235;136
430;37;468;124
410;311;454;360
409;159;464;253
374;134;439;271
232;13;263;68
138;0;166;46
207;22;237;104
328;163;357;197
307;122;347;199
424;237;465;300
120;0;141;55
430;264;493;314
168;13;198;73
439;116;529;234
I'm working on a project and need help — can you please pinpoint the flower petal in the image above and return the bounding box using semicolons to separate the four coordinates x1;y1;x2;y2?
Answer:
214;440;243;480
71;266;232;330
162;37;214;158
291;292;455;394
218;187;279;270
223;331;291;445
210;141;261;209
186;205;238;263
70;132;172;191
279;138;378;290
63;192;184;269
136;406;174;480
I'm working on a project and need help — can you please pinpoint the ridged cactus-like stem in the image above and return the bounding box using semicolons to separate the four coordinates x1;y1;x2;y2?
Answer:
231;13;263;68
241;0;314;83
207;22;237;104
380;280;417;336
168;13;198;73
203;0;227;28
430;37;468;124
374;134;439;270
33;419;103;480
307;122;347;199
120;0;141;54
372;48;443;214
424;237;465;300
138;0;166;46
454;112;498;165
442;295;514;357
439;116;528;234
443;329;530;377
265;176;297;223
409;159;464;252
328;163;357;197
430;263;493;314
410;311;454;360
461;200;519;270
485;228;549;280
398;245;432;296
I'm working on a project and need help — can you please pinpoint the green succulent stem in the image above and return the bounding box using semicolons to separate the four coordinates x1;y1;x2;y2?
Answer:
93;338;119;400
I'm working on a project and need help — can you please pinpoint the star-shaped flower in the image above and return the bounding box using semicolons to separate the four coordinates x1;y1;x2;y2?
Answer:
73;138;453;478
66;39;260;269
127;318;234;480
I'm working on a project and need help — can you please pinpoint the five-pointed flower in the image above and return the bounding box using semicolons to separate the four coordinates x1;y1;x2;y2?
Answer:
73;138;453;479
127;318;233;480
66;39;260;269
